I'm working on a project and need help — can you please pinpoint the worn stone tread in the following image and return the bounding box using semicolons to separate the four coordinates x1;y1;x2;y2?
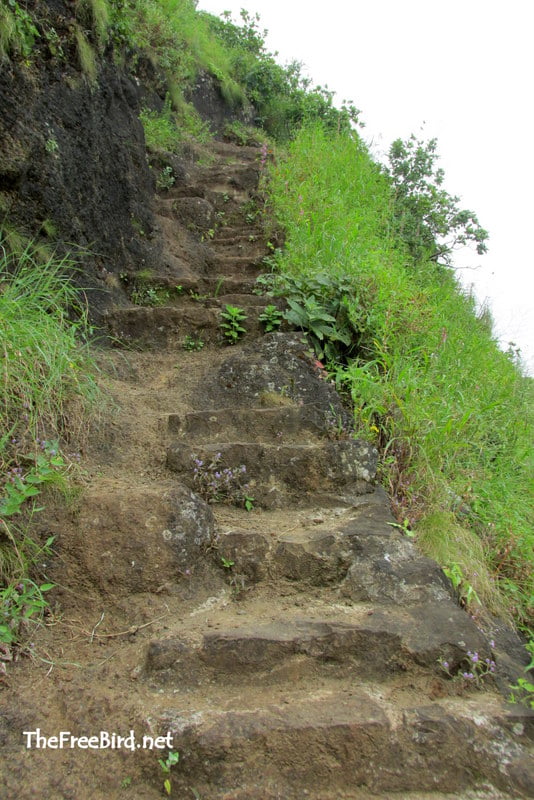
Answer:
168;403;335;442
155;692;533;798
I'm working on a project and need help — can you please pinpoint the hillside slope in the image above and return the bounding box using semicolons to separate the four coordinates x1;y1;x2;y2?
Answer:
0;2;533;796
1;135;532;799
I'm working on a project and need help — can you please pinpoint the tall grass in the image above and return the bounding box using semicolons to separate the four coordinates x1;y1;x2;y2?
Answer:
0;235;101;648
120;0;245;107
0;236;100;476
267;124;533;631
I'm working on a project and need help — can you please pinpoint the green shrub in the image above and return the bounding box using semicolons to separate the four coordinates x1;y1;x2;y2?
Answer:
0;0;39;59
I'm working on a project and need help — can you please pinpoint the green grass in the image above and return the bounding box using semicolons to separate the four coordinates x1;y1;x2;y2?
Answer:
75;25;98;83
267;124;533;632
140;92;211;153
76;0;110;48
0;236;100;473
0;1;39;60
0;234;101;649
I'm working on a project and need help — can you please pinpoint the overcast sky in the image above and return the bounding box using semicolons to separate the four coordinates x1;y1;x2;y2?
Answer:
198;0;534;374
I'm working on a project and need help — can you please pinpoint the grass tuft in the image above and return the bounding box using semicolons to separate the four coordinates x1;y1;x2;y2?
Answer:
0;233;100;477
75;25;98;83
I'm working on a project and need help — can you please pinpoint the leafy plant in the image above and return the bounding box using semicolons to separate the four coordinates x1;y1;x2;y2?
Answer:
45;138;59;155
442;562;481;609
220;304;247;344
243;494;255;512
0;236;99;660
208;9;361;141
156;165;175;191
0;0;39;60
158;750;179;796
182;335;204;352
509;641;534;710
271;273;360;364
387;518;415;538
220;556;235;570
0;578;54;649
259;304;283;333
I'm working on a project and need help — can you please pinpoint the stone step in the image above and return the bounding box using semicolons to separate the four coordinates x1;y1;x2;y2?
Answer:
201;275;260;295
103;303;267;348
210;139;262;159
208;292;272;307
167;403;334;442
153;692;533;799
210;241;267;259
209;491;457;604
202;165;259;192
144;603;491;686
193;332;352;425
213;228;264;244
173;787;526;800
208;252;265;275
166;439;377;507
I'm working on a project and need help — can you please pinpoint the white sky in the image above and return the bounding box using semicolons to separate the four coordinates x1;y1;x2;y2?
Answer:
198;0;534;375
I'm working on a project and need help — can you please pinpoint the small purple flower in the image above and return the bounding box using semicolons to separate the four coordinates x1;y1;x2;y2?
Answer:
470;652;479;663
442;661;449;669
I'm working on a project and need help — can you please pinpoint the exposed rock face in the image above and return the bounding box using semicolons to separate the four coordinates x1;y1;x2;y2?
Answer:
0;53;157;315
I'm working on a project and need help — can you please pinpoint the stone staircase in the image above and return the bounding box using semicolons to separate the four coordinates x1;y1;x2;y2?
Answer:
2;139;531;800
106;139;532;798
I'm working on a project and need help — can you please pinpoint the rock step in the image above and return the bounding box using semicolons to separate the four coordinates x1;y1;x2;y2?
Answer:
154;692;533;799
208;252;265;275
208;292;272;307
210;139;262;159
177;787;524;800
210;241;267;259
214;511;454;599
167;403;336;442
212;228;264;244
166;439;377;508
201;166;259;191
200;275;260;295
103;304;266;348
144;603;491;686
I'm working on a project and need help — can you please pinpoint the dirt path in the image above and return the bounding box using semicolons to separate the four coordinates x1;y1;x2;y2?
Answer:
1;140;532;800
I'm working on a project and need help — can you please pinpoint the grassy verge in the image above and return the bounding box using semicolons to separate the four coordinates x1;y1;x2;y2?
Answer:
0;235;100;661
266;124;533;633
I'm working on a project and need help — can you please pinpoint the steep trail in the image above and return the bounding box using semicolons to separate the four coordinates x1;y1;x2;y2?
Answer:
1;140;532;799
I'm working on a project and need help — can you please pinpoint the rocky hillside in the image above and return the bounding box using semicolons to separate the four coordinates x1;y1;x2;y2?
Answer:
1;125;533;800
0;2;533;797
